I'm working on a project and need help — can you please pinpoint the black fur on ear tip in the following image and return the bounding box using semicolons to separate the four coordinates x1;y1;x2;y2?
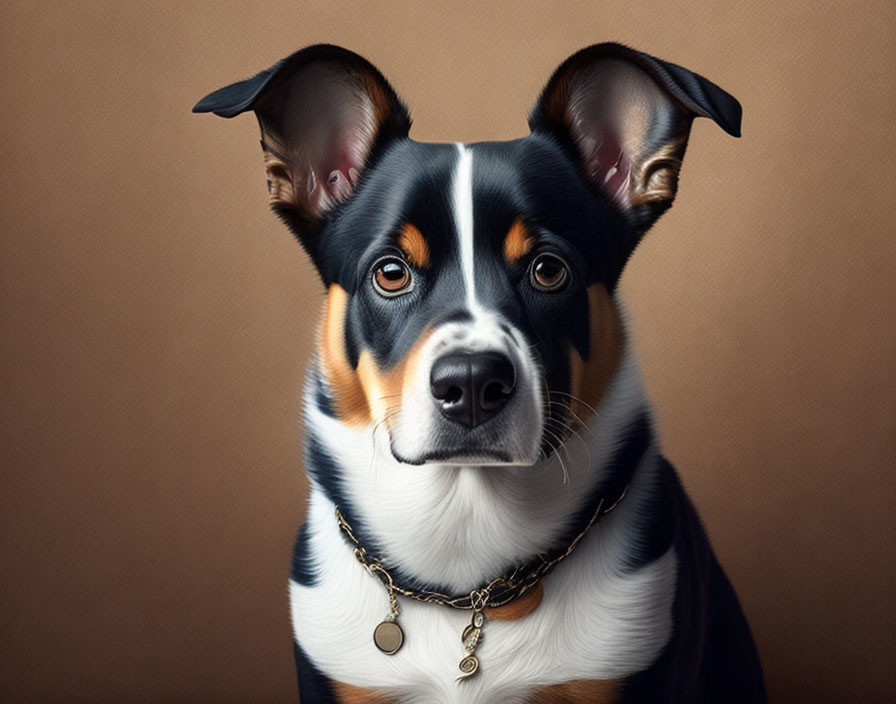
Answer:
529;42;743;139
191;44;413;124
634;48;743;138
703;82;743;138
192;67;276;117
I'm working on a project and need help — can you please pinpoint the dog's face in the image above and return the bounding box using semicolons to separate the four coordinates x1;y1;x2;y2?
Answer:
195;44;740;467
313;137;627;466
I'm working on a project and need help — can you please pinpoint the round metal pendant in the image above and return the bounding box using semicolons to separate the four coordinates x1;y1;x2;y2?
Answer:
373;620;404;655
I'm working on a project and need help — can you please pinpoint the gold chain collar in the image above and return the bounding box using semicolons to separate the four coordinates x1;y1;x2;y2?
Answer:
336;483;628;609
333;482;629;682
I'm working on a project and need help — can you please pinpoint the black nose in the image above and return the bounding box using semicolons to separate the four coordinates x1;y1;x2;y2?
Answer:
430;352;516;429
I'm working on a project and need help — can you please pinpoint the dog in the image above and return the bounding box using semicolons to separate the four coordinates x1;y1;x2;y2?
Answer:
194;42;766;703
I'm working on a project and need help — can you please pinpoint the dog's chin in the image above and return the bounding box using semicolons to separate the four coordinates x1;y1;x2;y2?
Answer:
390;445;536;468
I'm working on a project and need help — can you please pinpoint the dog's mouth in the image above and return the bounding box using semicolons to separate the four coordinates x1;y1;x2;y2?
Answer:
380;395;546;467
390;444;527;467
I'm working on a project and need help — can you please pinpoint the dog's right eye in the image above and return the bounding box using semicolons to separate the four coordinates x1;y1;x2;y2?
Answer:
529;253;569;292
372;257;414;297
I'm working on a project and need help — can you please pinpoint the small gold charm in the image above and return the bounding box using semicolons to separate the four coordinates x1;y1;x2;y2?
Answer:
462;623;483;643
373;620;404;655
457;597;487;683
457;654;479;680
462;626;482;650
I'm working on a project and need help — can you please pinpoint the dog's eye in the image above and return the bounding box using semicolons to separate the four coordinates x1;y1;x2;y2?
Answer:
372;257;414;297
529;254;569;292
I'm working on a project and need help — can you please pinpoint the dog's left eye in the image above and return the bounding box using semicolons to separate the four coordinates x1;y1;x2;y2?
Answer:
529;253;569;292
372;257;414;297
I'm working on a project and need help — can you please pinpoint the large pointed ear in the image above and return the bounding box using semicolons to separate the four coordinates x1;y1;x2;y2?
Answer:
529;43;741;238
193;44;411;245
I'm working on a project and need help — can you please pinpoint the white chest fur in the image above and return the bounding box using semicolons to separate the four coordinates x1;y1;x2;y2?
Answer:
291;344;677;702
289;452;677;704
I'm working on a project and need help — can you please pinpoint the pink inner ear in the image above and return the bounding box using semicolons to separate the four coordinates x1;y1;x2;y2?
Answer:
316;100;376;206
324;148;362;203
580;128;631;208
261;62;380;217
325;167;360;203
302;120;371;213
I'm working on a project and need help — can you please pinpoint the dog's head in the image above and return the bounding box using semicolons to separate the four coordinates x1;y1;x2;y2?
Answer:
195;44;740;467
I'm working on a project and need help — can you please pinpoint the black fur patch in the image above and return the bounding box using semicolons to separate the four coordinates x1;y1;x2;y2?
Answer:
311;366;338;419
290;522;318;586
620;460;767;703
293;641;339;703
558;412;652;558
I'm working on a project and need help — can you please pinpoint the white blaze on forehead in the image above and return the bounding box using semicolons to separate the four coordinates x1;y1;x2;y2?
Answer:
453;143;479;313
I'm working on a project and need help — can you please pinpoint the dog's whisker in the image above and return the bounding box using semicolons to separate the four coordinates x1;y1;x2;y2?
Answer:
544;419;579;461
538;434;562;477
541;426;571;486
368;419;389;479
546;416;592;471
548;390;600;419
370;409;402;505
545;400;596;438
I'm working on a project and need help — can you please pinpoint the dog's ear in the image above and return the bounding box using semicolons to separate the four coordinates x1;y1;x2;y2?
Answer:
193;45;411;249
529;43;741;245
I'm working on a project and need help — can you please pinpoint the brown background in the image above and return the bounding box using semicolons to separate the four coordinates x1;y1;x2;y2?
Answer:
1;1;894;702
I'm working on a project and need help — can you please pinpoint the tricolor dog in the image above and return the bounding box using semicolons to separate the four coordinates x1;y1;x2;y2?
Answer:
194;43;766;703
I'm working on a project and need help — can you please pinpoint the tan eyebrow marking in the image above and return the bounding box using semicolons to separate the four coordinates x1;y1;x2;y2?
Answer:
503;219;535;263
397;223;430;268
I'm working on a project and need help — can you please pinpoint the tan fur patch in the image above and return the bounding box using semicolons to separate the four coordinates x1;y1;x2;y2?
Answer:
628;131;689;207
319;285;371;427
485;581;543;621
359;68;392;128
332;681;396;704
568;284;625;423
529;678;621;703
397;223;430;268
356;330;432;431
320;286;434;430
503;219;535;263
262;148;297;208
317;286;432;431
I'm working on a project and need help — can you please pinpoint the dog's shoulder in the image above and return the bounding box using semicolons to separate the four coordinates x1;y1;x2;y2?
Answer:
619;459;767;704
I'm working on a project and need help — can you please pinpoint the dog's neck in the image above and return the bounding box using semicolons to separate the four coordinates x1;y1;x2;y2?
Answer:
303;342;654;594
